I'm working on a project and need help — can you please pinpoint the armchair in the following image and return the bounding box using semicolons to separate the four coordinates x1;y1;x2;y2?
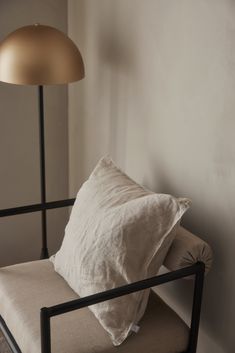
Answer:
0;200;212;353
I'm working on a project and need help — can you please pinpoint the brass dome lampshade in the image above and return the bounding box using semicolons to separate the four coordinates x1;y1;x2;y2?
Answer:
0;24;85;259
0;24;84;84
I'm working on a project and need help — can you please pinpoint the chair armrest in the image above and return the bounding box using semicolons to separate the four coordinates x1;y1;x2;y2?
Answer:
40;262;205;353
0;198;75;217
164;226;213;275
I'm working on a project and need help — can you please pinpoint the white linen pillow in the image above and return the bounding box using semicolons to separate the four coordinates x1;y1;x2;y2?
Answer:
52;156;190;345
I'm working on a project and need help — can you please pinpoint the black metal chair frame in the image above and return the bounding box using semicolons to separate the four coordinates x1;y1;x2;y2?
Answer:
0;199;205;353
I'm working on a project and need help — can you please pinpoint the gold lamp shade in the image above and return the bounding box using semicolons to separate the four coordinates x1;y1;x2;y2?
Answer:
0;24;85;85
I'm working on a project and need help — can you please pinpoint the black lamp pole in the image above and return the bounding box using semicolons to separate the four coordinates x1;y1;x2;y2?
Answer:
0;84;76;259
38;85;49;259
0;25;84;260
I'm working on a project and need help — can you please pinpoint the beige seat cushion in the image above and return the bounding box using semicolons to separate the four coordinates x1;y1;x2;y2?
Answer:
0;260;189;353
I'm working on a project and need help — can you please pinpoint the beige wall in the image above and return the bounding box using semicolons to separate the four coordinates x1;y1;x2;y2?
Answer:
0;0;69;266
68;1;235;352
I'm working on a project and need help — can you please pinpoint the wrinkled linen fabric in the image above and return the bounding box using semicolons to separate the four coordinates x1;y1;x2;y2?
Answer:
52;156;190;345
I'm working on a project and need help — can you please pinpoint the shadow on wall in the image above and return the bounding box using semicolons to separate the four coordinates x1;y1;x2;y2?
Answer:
146;155;234;352
96;1;137;167
68;0;88;189
70;0;137;182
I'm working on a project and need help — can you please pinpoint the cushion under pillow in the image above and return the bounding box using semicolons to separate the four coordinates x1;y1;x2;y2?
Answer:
52;156;190;345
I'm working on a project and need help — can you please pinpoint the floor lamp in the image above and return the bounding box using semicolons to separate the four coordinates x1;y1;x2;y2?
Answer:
0;24;85;259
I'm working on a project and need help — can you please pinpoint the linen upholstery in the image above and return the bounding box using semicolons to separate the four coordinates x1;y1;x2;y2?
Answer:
0;260;189;353
164;226;213;274
52;156;190;345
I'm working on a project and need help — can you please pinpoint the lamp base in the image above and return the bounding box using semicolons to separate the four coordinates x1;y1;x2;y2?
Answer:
40;247;49;260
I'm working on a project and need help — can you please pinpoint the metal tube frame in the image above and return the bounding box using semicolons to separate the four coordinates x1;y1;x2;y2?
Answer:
0;261;205;353
0;198;76;218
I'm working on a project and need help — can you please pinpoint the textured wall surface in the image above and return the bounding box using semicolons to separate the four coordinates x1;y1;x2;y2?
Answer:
0;0;69;266
68;1;235;352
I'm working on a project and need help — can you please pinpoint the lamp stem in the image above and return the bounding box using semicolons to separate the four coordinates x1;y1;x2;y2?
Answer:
38;85;49;259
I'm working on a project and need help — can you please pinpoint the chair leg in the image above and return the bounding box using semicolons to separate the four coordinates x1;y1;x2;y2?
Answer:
187;262;205;353
41;308;51;353
0;316;21;353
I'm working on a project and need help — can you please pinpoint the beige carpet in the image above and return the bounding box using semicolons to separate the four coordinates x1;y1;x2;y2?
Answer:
0;330;11;353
